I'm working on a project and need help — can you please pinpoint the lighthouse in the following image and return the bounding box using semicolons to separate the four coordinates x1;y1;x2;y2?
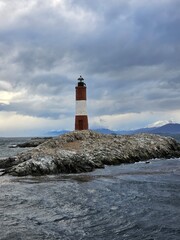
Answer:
75;75;88;130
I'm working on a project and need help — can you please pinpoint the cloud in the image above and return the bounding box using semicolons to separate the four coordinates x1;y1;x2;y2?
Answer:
0;0;180;135
0;111;74;137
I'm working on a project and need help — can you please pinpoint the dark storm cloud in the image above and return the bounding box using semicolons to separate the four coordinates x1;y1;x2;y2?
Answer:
0;0;180;121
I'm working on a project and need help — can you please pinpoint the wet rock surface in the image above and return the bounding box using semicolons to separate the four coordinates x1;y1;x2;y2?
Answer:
1;130;180;176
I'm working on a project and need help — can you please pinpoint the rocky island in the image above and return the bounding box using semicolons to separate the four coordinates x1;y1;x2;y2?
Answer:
0;130;180;176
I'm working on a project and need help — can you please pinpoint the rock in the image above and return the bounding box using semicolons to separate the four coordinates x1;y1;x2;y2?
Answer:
10;137;53;148
0;157;18;168
1;130;180;176
8;145;18;148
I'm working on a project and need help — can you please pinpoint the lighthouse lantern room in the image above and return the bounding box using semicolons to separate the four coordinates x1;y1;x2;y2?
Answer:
75;76;88;130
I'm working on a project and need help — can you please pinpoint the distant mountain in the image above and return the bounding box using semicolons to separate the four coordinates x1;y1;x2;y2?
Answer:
143;123;180;142
44;123;180;137
46;130;70;136
92;128;116;134
117;123;180;135
147;120;174;128
130;127;157;134
46;128;115;136
150;123;180;134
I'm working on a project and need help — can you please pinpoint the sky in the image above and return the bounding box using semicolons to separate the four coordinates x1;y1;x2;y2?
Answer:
0;0;180;136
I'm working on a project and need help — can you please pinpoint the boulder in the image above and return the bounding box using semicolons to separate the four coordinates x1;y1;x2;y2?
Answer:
9;137;53;148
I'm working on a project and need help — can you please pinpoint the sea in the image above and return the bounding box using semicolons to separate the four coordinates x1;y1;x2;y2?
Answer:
0;137;180;240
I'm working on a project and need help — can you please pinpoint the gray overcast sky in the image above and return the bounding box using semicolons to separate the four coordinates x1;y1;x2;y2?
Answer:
0;0;180;136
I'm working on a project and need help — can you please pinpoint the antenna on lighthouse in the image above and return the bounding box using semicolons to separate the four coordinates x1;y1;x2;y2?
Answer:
75;75;88;130
78;75;84;81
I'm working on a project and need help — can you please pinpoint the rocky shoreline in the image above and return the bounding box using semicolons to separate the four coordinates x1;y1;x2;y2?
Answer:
9;137;52;148
0;130;180;176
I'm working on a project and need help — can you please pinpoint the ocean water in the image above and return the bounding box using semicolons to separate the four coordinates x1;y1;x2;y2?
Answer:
0;138;180;240
0;137;31;158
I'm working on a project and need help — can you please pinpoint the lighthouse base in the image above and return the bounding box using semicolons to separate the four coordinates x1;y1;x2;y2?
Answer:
75;115;88;131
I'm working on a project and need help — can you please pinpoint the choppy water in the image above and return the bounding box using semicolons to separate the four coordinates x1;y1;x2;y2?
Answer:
0;137;31;158
0;138;180;240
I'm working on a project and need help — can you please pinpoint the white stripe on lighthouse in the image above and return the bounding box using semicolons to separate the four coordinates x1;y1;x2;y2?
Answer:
76;100;87;115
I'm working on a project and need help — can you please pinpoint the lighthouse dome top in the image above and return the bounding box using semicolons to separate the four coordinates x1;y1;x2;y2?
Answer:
77;75;86;86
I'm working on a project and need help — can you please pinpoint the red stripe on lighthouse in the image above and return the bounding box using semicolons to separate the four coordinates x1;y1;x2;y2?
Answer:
76;86;86;100
75;116;88;130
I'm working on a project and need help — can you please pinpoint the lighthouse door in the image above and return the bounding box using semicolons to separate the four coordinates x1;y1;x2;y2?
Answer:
79;120;84;130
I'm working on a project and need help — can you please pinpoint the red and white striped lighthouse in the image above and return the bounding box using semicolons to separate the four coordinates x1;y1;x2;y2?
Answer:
75;76;88;130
